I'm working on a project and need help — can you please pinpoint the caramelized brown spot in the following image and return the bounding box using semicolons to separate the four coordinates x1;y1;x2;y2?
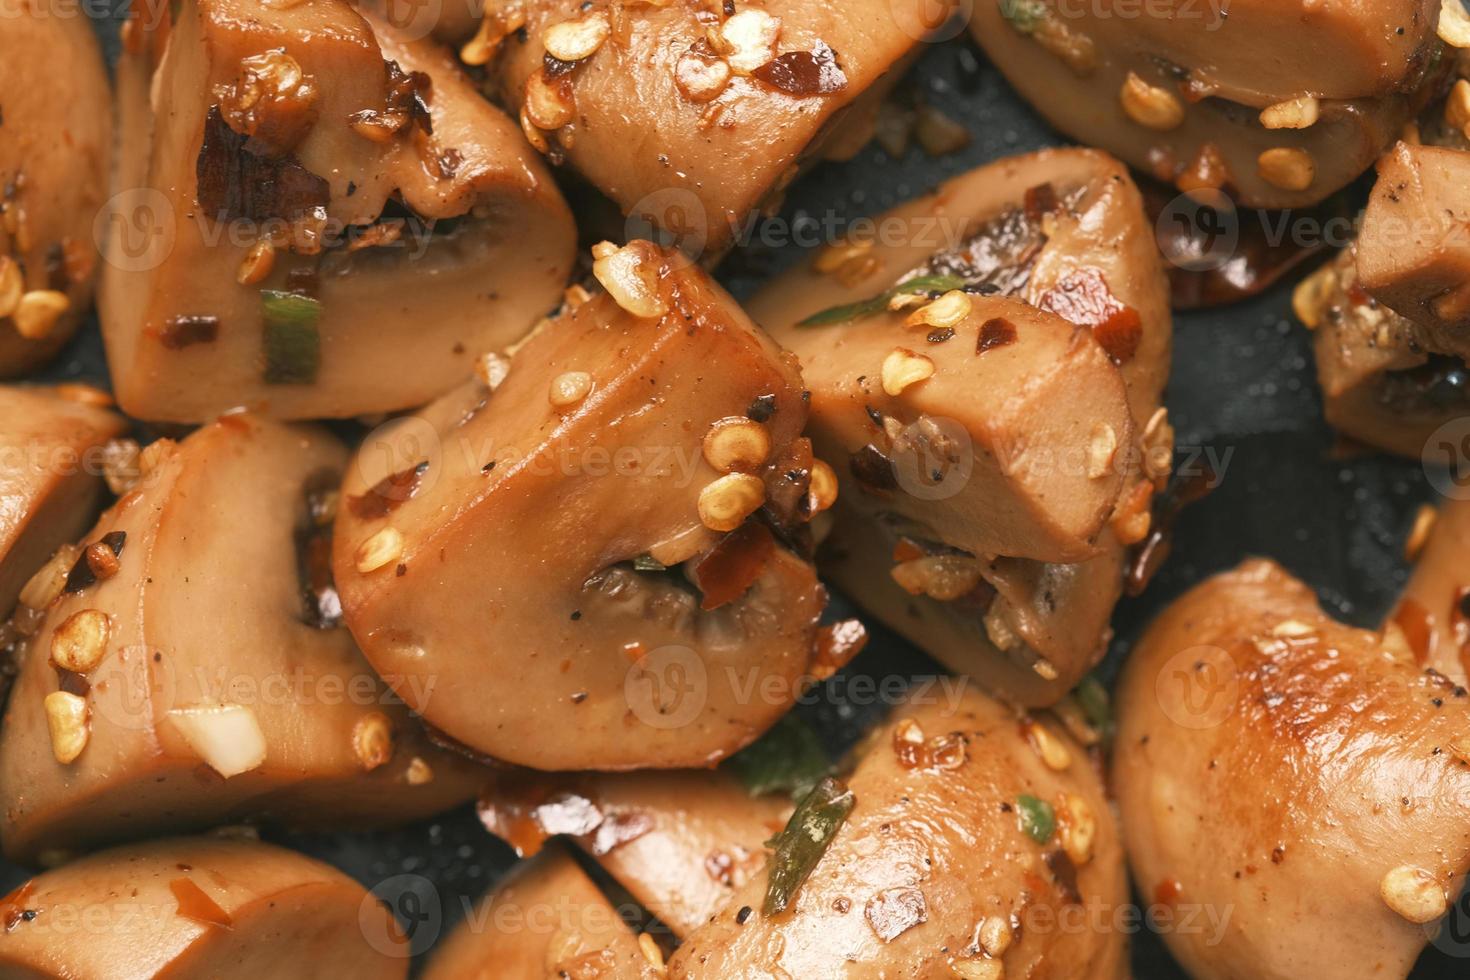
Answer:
1037;268;1141;364
976;316;1017;354
196;106;329;223
160;315;219;350
751;42;848;96
347;462;429;520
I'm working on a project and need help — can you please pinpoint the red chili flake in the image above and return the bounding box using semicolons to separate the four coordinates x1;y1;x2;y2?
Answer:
195;107;329;223
849;444;898;492
584;811;654;856
1392;597;1436;666
892;724;966;771
347;462;429;520
1045;849;1082;905
751;42;848;97
2;881;35;932
1154;877;1183;904
706;849;736;885
543;52;577;77
863;885;926;942
160;315;220;350
692;522;775;611
56;668;90;698
976;317;1017;354
813;618;868;679
169;878;233;929
1023;182;1060;222
1037;267;1142;364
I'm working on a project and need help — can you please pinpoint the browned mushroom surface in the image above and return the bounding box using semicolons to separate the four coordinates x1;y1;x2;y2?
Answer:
0;836;406;979
0;387;126;620
101;0;575;422
1114;559;1470;980
751;149;1172;705
971;0;1447;209
668;686;1129;978
1357;142;1470;341
422;842;662;979
0;415;481;863
0;0;111;376
477;767;792;937
484;0;933;256
333;241;852;771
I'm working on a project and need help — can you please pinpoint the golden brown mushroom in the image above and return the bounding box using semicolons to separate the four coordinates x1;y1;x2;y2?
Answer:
0;0;111;375
483;0;933;256
1357;142;1470;341
333;241;851;771
751;149;1172;705
0;836;405;979
422;842;662;979
0;387;126;619
1114;559;1470;979
0;415;481;862
668;686;1130;977
971;0;1447;208
101;0;575;422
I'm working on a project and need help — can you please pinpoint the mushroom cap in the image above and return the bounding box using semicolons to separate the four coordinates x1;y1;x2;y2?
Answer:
0;415;481;862
669;685;1129;977
0;0;111;376
0;836;405;979
334;243;831;770
1114;558;1470;979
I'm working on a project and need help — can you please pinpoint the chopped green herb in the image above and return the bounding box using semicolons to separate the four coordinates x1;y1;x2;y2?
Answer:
1017;794;1056;844
763;776;855;916
1075;674;1112;732
796;274;967;327
632;554;668;572
728;714;831;800
998;0;1047;32
262;290;321;385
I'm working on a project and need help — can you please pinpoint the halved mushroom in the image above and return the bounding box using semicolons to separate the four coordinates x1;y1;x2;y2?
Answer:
1298;235;1470;457
668;686;1129;977
751;149;1172;705
0;836;405;978
477;767;792;937
1391;497;1470;685
0;0;111;375
0;387;126;619
101;0;575;422
1114;559;1470;980
483;0;930;256
970;0;1447;208
1357;142;1470;341
333;241;849;771
422;842;662;979
0;415;481;862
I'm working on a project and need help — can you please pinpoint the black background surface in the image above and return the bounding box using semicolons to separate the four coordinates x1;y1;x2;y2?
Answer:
10;8;1463;976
